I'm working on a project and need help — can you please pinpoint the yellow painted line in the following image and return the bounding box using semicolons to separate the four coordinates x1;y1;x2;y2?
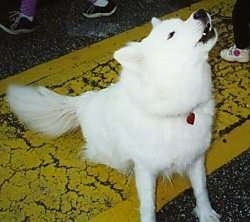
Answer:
0;0;249;221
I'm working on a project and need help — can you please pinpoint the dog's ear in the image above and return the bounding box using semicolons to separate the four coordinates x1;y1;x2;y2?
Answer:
151;17;161;28
114;42;143;70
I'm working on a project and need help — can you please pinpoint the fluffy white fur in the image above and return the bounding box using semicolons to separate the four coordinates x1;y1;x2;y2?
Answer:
7;11;220;222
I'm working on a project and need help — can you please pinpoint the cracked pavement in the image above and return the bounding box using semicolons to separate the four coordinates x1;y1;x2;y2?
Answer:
0;0;249;221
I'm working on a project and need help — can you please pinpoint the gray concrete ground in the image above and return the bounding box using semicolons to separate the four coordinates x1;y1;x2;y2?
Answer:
0;0;249;221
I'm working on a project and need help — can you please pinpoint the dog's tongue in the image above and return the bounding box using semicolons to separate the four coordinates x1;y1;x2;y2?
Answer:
186;112;195;125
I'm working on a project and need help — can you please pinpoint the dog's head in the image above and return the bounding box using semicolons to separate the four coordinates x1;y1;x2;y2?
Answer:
114;9;217;116
115;9;217;72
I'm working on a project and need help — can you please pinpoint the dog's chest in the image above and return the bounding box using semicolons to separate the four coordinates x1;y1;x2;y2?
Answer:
120;110;213;170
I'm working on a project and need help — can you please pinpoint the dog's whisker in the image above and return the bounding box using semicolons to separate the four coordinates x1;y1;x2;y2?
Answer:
206;13;213;31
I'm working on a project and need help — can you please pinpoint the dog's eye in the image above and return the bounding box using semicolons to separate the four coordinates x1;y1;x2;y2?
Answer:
167;31;175;40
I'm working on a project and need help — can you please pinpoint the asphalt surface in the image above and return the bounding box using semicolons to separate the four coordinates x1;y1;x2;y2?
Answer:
0;0;249;221
0;0;198;79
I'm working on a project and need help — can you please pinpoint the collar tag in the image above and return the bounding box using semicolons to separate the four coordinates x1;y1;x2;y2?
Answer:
186;112;195;125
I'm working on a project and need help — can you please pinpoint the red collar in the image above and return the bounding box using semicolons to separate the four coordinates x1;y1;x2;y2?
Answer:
186;112;195;125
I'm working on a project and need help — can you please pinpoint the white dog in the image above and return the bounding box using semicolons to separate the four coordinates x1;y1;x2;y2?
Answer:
7;9;220;222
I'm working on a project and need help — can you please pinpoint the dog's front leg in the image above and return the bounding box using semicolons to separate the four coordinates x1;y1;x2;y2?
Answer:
187;156;220;222
134;164;156;222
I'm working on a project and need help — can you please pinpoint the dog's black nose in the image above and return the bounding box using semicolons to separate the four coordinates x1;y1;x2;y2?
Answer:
193;9;207;20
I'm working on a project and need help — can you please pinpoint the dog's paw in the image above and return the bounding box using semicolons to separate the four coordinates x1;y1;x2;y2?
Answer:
194;206;221;222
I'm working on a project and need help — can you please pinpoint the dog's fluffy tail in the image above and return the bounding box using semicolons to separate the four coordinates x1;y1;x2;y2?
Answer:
7;85;80;137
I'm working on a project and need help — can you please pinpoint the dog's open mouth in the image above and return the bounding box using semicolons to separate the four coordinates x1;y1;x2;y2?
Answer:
198;22;215;43
193;9;216;44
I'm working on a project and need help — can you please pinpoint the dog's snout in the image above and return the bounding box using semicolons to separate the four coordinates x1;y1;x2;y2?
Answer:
193;9;207;20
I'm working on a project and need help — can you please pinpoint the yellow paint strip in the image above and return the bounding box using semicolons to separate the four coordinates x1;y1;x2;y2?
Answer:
0;0;249;221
